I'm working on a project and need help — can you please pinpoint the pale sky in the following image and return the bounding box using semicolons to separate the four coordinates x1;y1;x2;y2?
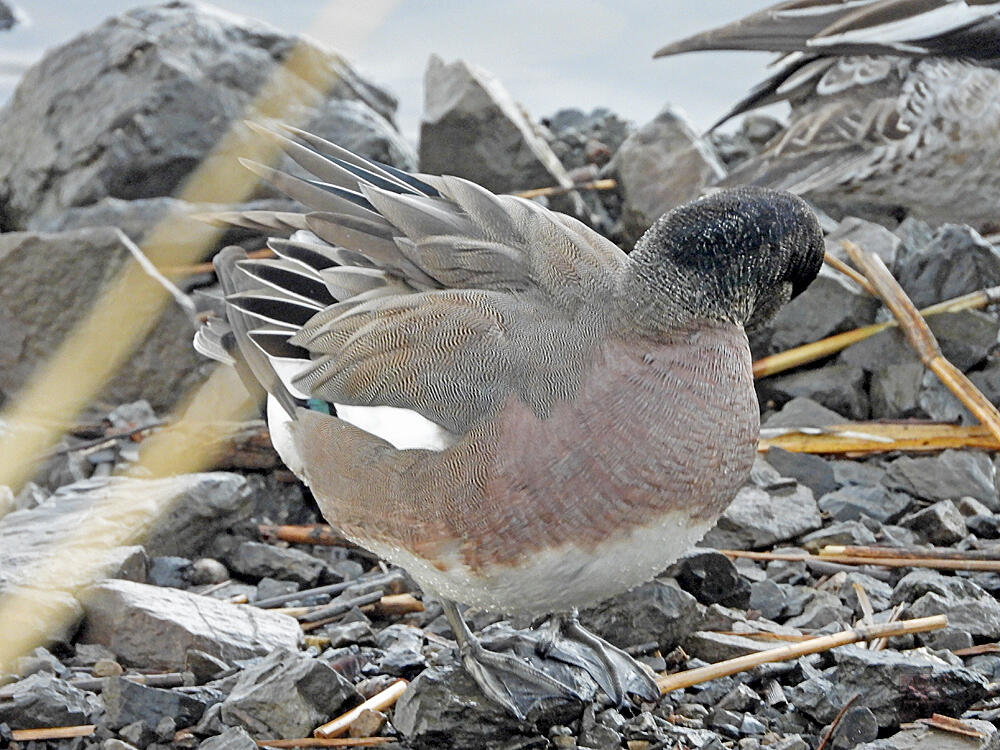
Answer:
0;1;774;141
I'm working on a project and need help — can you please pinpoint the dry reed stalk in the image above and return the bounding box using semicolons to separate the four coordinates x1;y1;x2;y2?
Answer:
752;284;1000;378
255;739;393;747
843;240;1000;444
10;725;96;741
514;178;616;199
314;679;409;738
724;548;1000;573
656;616;946;694
759;422;1000;454
259;524;352;547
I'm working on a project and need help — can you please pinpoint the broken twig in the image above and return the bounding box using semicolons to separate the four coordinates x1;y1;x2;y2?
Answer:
656;615;946;694
313;679;408;738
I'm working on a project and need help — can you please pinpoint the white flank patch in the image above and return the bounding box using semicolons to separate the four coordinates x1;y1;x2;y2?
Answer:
334;403;456;451
266;396;305;479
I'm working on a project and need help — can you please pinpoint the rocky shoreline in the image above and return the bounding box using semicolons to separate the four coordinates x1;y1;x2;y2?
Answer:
3;3;1000;750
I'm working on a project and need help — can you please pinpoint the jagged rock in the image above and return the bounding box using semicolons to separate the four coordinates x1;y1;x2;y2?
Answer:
826;217;902;271
79;579;302;670
394;663;568;749
0;229;206;410
854;720;996;749
0;475;258;597
544;107;633;171
0;672;100;729
227;541;328;586
894;571;1000;639
0;2;402;230
760;362;869;420
801;520;877;551
926;310;1000;372
829;706;879;750
886;451;998;510
614;105;725;244
703;480;821;550
580;578;701;651
896;224;1000;308
673;549;751;608
839;573;893;616
764;266;878;354
749;579;787;620
818;485;912;524
418;55;577;207
198;727;259;750
899;500;968;546
0;1;19;31
762;449;838;499
869;361;925;418
784;590;852;630
789;645;987;727
102;677;218;730
220;648;358;739
763;397;846;428
683;631;786;662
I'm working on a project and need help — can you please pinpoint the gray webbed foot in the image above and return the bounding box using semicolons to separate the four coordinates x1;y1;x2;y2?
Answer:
531;611;660;706
441;600;587;720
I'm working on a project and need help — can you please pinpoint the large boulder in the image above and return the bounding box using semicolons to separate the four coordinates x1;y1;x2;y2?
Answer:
0;1;412;231
0;228;205;410
418;55;578;202
613;105;725;245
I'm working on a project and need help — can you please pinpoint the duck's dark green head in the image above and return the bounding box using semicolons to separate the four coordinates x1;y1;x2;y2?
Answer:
628;186;825;331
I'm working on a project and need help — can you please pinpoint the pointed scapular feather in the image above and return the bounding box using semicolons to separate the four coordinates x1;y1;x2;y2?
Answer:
248;328;312;360
360;184;476;241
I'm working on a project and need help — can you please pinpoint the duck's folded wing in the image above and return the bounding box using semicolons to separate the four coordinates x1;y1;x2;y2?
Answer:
216;125;628;435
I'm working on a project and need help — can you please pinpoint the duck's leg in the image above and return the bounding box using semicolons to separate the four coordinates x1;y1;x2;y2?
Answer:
440;600;586;719
534;610;660;706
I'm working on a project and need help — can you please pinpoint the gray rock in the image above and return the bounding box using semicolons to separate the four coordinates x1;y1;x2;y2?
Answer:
818;485;912;524
394;664;555;749
763;397;846;428
784;590;852;630
198;727;257;750
0;229;206;410
579;578;700;651
839;328;916;374
297;97;416;172
674;549;750;608
839;572;893;616
614;105;725;244
854;720;996;749
870;361;925;418
919;369;979;424
927;310;1000;372
886;451;998;510
220;648;358;739
789;645;987;727
749;579;787;620
765;266;878;353
0;672;100;729
228;541;328;586
148;557;191;588
703;482;821;550
899;500;967;545
683;631;787;662
418;55;577;204
198;727;259;750
763;449;838;498
904;590;1000;640
79;578;302;670
897;224;1000;308
102;677;216;730
826;217;902;272
0;2;400;229
801;521;877;551
0;2;19;31
0;474;257;597
970;359;1000;407
761;362;869;420
829;705;878;750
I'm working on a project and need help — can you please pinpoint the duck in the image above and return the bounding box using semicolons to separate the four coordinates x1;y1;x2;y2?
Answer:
195;123;824;719
655;0;1000;229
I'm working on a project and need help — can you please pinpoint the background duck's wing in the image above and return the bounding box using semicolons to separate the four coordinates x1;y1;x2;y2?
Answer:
655;0;1000;60
212;125;628;436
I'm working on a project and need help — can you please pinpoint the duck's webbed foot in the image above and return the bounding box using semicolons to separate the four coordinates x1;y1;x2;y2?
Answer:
441;600;587;720
530;610;660;706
